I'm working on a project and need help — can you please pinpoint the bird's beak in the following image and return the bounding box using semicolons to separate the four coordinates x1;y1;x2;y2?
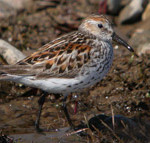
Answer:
112;33;134;53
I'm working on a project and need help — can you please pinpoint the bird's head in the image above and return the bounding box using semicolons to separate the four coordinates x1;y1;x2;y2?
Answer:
79;15;135;53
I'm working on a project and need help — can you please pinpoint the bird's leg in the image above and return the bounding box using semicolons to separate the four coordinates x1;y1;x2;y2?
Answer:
35;94;46;132
62;96;75;129
63;95;89;136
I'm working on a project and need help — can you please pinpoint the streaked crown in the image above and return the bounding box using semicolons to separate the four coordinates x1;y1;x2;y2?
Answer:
79;15;113;41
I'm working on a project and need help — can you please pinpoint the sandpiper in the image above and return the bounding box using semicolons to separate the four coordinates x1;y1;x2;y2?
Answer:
0;15;135;131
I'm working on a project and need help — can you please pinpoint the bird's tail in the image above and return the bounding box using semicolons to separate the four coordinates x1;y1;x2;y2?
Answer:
0;65;36;80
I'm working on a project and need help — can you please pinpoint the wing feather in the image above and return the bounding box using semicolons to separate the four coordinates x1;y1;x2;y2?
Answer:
12;32;92;79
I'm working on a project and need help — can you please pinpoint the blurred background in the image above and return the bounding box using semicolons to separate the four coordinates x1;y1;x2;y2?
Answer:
0;0;150;143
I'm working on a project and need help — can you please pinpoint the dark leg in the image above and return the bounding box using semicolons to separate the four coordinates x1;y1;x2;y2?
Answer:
35;94;46;132
63;96;75;129
63;96;88;136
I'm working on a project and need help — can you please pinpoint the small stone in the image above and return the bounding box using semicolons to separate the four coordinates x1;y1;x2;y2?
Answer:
107;0;122;15
129;30;150;56
118;0;148;24
0;1;16;19
0;39;26;64
142;3;150;21
137;43;150;56
1;0;31;11
0;0;33;19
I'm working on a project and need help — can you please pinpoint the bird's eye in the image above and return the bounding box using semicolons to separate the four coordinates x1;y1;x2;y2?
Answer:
98;24;103;28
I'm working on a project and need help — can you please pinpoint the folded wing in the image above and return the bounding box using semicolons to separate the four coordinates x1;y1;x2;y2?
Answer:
0;32;92;79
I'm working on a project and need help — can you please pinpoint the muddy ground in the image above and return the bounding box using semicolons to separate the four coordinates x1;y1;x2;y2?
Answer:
0;1;150;143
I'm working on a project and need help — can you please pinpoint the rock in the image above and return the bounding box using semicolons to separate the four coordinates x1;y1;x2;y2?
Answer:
1;0;32;11
129;30;150;56
89;114;139;134
0;0;32;19
88;114;150;142
107;0;122;15
99;0;122;15
0;39;26;65
118;0;148;24
0;1;16;19
142;3;150;21
129;17;150;56
120;0;130;7
137;43;150;56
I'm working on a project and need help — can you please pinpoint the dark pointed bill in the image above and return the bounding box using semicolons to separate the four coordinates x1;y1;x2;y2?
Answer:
112;33;134;53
